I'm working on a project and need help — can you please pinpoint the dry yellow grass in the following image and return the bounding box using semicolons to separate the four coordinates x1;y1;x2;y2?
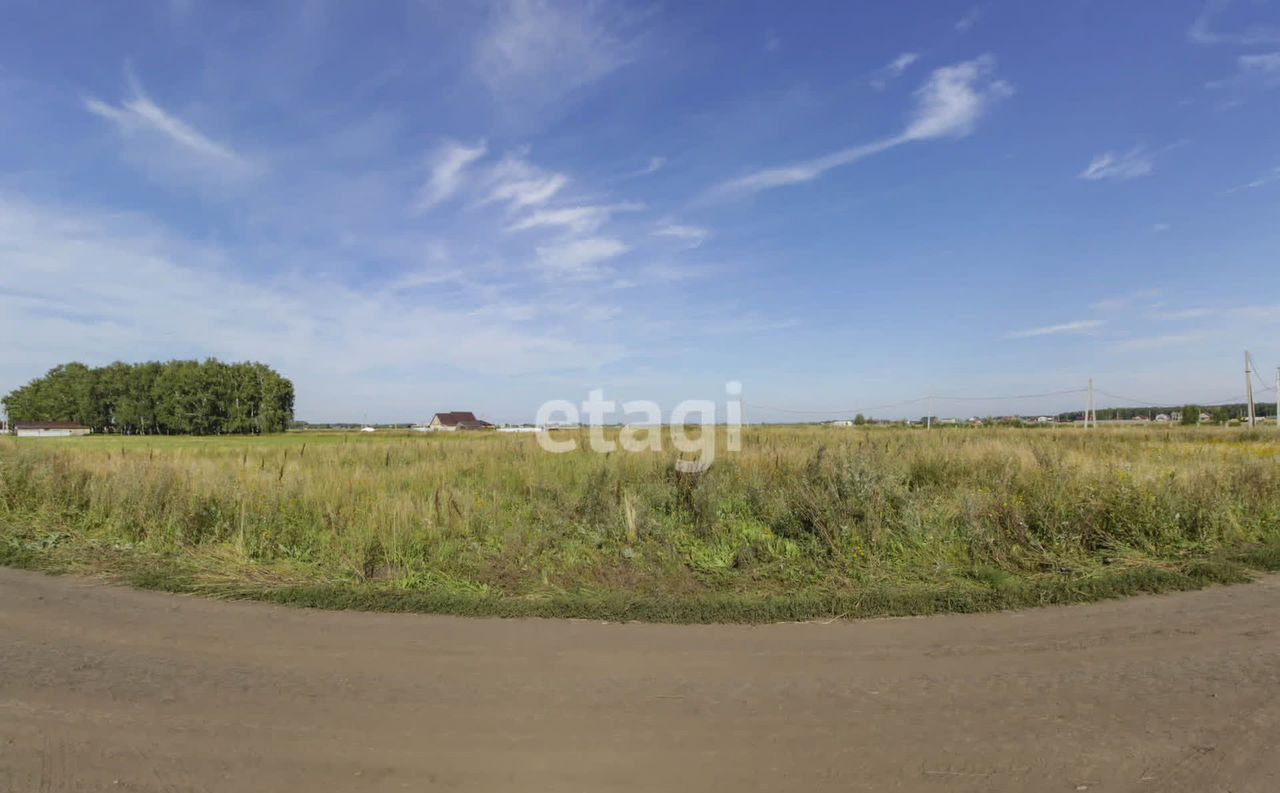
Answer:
2;426;1278;619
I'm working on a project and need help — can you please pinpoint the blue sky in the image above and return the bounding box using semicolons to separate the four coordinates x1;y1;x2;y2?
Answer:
1;0;1278;423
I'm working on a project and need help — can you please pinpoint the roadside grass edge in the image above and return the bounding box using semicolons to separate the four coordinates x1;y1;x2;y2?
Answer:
4;538;1278;624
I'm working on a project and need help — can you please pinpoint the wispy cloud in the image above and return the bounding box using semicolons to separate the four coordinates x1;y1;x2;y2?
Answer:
640;156;665;175
955;7;982;32
652;223;712;247
869;52;919;91
0;194;627;416
85;99;238;165
1188;0;1280;46
1007;319;1106;339
1146;307;1213;321
474;0;640;109
1090;290;1163;313
709;55;1012;199
1229;304;1280;322
84;73;250;181
1078;147;1154;181
1113;333;1205;352
486;154;568;210
902;55;1013;140
507;202;642;234
415;139;487;211
1224;165;1280;193
1207;52;1280;97
535;236;628;279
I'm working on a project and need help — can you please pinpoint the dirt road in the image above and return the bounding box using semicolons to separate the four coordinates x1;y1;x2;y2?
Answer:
2;569;1278;792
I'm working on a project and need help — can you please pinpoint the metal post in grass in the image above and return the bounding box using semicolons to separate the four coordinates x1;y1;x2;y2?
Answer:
1245;351;1256;428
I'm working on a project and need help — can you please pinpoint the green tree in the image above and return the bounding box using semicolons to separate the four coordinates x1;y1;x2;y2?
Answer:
3;359;294;435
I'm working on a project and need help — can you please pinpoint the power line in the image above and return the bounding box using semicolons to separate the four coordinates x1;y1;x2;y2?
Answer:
743;397;928;416
749;384;1265;420
1096;389;1251;408
932;388;1088;402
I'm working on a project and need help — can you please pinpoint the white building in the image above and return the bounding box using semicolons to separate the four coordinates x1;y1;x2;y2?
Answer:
13;422;91;438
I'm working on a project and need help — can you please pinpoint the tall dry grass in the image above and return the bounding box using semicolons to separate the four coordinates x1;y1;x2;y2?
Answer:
2;426;1278;600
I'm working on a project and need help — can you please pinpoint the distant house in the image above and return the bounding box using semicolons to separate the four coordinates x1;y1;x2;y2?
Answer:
1035;416;1054;424
13;421;91;438
829;419;854;427
425;411;494;431
1154;414;1170;423
1199;412;1213;424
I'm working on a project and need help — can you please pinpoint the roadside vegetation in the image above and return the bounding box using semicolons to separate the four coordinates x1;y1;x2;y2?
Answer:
2;427;1278;622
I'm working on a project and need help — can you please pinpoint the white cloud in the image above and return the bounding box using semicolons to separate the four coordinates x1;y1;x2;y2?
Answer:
1113;333;1205;352
1090;290;1164;313
652;223;712;247
85;96;240;164
1152;223;1171;232
535;236;628;278
955;7;981;32
486;154;568;209
507;202;642;234
83;74;252;184
1006;319;1106;339
869;52;919;91
902;55;1013;141
474;0;638;106
709;56;1011;198
0;194;626;416
1229;304;1280;322
1188;0;1280;46
1224;165;1280;193
1232;51;1280;81
710;139;901;196
1146;307;1213;321
1078;148;1154;181
386;267;468;292
415;139;487;211
641;156;665;175
1090;297;1128;312
1208;52;1280;95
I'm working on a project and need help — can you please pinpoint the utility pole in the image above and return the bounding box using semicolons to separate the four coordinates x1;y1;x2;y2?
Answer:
1087;377;1096;429
926;388;933;430
1275;367;1279;427
1244;351;1256;428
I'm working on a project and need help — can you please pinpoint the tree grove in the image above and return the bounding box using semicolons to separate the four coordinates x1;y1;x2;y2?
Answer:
3;360;295;435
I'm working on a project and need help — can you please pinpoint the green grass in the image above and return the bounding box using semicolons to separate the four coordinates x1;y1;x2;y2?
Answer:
2;426;1279;622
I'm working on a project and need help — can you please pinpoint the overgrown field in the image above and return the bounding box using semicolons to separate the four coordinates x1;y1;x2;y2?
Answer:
2;427;1279;622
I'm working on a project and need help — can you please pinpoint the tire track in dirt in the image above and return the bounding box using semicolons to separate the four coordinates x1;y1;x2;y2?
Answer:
2;568;1278;792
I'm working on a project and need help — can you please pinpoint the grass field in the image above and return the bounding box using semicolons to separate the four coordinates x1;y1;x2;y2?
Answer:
2;426;1279;622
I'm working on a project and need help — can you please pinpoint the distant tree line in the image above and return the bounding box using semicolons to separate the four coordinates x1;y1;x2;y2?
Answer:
3;360;294;435
1056;404;1275;424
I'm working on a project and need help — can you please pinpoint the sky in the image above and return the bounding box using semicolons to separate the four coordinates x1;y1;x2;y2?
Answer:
1;0;1279;423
